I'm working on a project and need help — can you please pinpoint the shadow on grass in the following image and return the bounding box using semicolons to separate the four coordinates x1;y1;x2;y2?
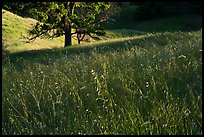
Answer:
7;34;159;66
6;29;199;69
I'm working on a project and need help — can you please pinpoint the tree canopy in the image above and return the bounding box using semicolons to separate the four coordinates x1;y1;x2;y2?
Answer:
3;2;120;47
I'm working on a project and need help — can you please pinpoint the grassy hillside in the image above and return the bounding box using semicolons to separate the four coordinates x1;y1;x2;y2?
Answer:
2;9;71;53
103;6;202;32
2;8;202;135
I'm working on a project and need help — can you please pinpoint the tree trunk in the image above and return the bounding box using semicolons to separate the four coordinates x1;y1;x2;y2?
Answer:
64;2;75;47
64;23;72;47
77;33;81;44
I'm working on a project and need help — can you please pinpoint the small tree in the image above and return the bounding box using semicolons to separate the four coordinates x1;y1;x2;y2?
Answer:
27;2;119;47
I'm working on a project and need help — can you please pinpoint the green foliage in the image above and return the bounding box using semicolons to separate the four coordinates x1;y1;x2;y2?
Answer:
27;2;119;45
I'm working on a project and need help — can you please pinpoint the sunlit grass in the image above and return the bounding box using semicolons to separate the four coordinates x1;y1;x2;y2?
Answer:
2;9;69;53
2;30;202;135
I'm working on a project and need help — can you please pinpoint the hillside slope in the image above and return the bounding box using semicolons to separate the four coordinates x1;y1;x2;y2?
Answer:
2;9;64;53
103;5;202;31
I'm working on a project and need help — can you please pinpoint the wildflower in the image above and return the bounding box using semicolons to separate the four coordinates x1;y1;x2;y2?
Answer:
178;55;186;59
98;115;102;119
101;75;105;79
91;70;95;75
162;124;167;127
146;82;149;87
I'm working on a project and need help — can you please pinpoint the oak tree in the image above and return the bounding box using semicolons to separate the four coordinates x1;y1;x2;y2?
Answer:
27;2;119;47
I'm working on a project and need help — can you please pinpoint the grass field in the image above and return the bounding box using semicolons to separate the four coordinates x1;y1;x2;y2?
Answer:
2;7;202;135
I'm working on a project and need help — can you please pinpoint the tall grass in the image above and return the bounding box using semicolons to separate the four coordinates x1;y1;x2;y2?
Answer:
2;31;202;135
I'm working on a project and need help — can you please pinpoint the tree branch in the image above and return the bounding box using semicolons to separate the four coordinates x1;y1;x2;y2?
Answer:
88;33;100;40
80;33;86;41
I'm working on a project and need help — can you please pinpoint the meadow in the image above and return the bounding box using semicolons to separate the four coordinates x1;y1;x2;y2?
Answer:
2;6;202;135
